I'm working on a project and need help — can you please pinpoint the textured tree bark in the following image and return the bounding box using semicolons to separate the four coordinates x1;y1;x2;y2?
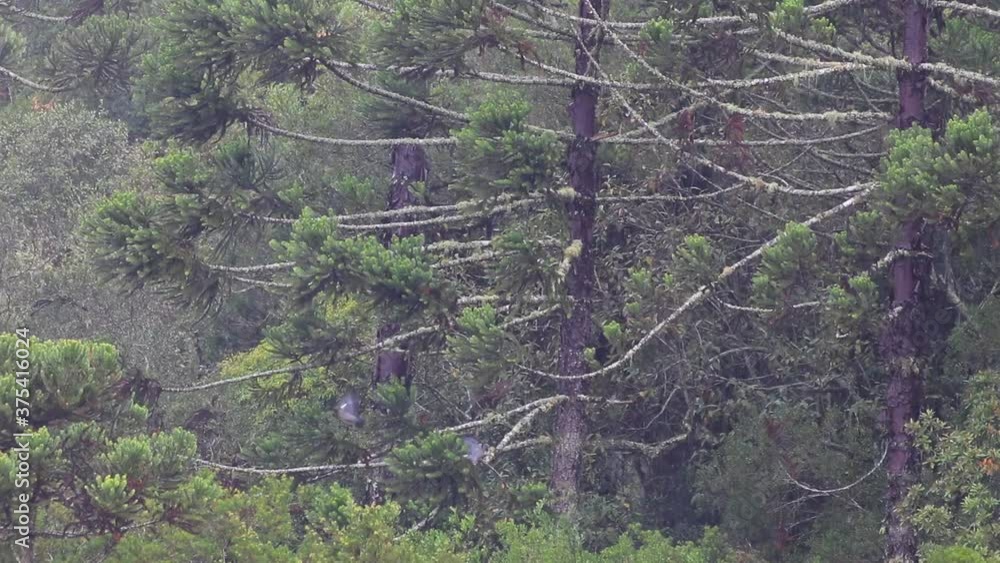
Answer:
551;0;604;517
365;143;426;506
883;1;929;560
372;144;426;390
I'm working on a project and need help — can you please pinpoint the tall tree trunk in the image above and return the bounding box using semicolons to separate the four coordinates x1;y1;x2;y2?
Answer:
883;1;929;560
372;144;425;389
365;143;426;506
0;79;11;107
551;0;605;517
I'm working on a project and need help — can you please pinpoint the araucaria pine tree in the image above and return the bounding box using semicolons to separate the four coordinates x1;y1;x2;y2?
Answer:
3;0;1000;560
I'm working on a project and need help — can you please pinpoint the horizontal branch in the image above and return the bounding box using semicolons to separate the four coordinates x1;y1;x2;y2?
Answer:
354;0;391;13
206;261;295;273
335;199;537;231
249;118;458;147
323;63;468;122
604;430;690;458
0;65;72;92
775;29;1000;90
932;0;1000;21
720;300;822;314
232;276;292;289
161;363;321;393
698;63;872;90
499;0;860;31
612;125;883;147
0;2;72;22
196;458;387;474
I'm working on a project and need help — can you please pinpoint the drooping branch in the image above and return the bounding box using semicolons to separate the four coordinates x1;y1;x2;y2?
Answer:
780;444;889;513
603;430;690;458
161;363;322;393
248;117;458;147
353;0;392;13
612;124;883;147
0;1;72;22
931;0;1000;22
336;198;538;231
205;261;295;274
322;63;468;122
0;65;73;92
195;458;388;475
505;0;865;30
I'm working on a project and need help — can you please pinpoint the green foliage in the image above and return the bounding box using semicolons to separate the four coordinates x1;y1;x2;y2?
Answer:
83;191;222;306
641;18;673;44
672;234;719;286
834;209;890;262
375;0;499;73
601;320;624;355
47;15;148;91
933;18;1000;76
826;273;881;339
923;545;997;563
265;296;370;368
328;174;382;211
15;1;1000;561
0;21;25;66
638;18;676;70
769;0;834;39
224;0;349;83
696;402;882;562
0;336;208;557
101;476;471;562
275;214;442;310
0;335;118;431
0;103;136;240
361;73;439;137
87;474;142;518
751;222;818;307
387;432;480;506
491;228;563;296
156;141;289;233
878;110;1000;224
141;0;351;140
455;94;563;197
80;140;301;307
909;371;1000;555
448;304;512;385
948;297;1000;375
494;516;742;563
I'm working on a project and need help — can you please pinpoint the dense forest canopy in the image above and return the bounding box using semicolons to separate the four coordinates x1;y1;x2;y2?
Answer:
1;0;1000;561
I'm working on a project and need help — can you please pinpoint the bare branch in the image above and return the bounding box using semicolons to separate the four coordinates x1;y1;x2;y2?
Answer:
248;117;458;147
0;65;73;92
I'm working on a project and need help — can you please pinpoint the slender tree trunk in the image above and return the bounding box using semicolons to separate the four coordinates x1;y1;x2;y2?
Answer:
882;1;929;560
365;143;426;506
372;144;425;389
551;0;605;517
0;79;11;107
